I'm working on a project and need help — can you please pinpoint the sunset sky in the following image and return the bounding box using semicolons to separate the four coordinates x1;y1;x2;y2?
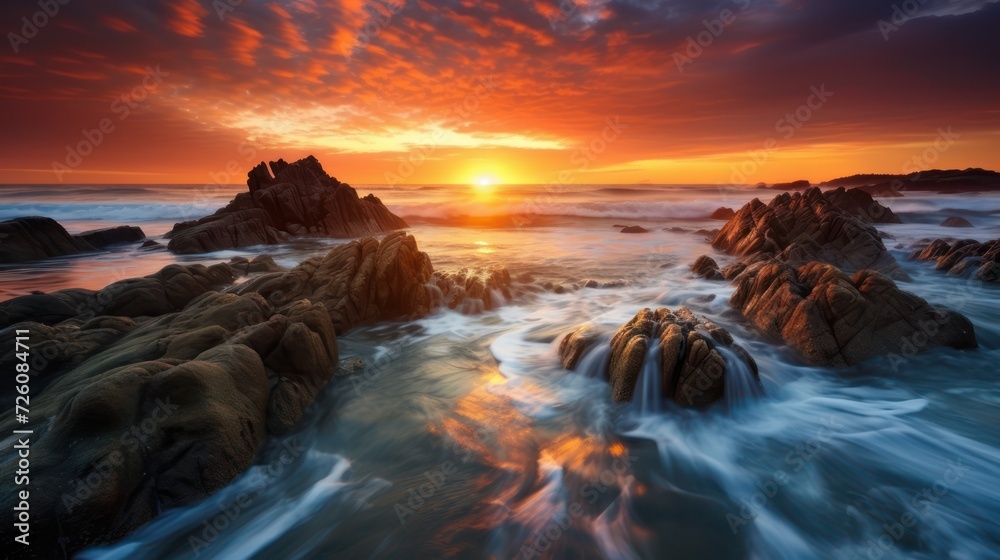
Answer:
2;0;998;185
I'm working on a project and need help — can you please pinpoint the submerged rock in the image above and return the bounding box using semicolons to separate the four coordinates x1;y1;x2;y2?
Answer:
429;266;513;314
691;255;725;280
166;155;409;254
712;187;907;279
729;259;977;367
941;216;974;228
909;238;1000;282
559;307;761;407
620;225;650;234
710;207;736;220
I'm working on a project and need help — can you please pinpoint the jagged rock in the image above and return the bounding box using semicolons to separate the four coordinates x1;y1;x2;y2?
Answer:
0;216;94;263
712;187;907;279
0;232;452;558
620;226;649;234
729;260;977;366
909;238;1000;282
228;255;285;275
76;225;146;247
232;232;433;334
166;156;408;254
559;307;761;407
691;255;724;280
139;239;165;251
821;187;901;224
710;207;736;220
941;217;973;228
429;266;513;313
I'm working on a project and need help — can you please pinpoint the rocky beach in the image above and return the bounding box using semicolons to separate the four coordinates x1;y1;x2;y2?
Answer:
1;158;998;559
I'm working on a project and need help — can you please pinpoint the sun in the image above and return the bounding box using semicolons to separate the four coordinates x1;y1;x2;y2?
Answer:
471;175;498;198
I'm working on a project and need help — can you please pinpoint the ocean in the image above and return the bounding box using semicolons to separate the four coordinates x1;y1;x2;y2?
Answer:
3;184;1000;558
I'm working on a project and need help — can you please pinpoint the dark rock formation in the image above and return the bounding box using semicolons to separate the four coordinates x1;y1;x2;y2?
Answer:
0;216;94;263
824;168;1000;195
909;238;1000;282
768;180;811;191
691;255;724;280
77;225;146;247
710;207;736;220
712;187;907;279
0;218;148;264
620;226;649;234
0;292;338;558
228;254;285;275
166;155;409;254
729;260;977;367
559;307;761;407
821;187;901;224
941;217;973;228
0;232;451;558
232;232;433;334
0;261;242;328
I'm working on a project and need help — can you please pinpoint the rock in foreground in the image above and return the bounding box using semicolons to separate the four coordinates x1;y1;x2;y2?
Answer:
559;307;762;407
0;233;451;559
166;155;408;254
729;260;977;367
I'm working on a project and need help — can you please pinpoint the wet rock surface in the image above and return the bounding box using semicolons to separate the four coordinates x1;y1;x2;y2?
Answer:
909;238;1000;282
166;155;409;254
712;187;907;279
729;260;977;366
691;255;724;280
559;307;761;407
0;233;463;558
429;267;513;314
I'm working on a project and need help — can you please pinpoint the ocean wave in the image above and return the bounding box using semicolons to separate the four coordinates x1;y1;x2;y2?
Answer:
0;202;223;223
391;199;742;221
